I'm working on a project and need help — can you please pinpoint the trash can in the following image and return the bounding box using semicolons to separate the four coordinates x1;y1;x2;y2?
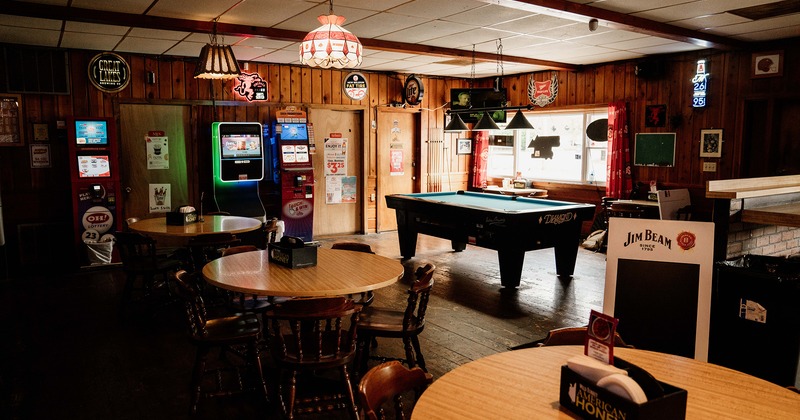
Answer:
709;255;800;387
86;240;114;265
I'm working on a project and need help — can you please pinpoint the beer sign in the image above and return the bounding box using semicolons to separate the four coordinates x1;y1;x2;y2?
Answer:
88;52;130;93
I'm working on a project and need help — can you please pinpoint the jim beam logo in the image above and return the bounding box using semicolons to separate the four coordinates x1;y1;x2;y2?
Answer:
622;228;699;252
88;52;130;93
568;382;628;419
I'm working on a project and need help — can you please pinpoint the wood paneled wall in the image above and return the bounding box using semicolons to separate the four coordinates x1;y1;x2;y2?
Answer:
1;37;798;271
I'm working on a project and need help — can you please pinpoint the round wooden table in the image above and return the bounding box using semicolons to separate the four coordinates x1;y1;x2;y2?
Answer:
202;248;404;297
412;346;800;420
128;215;262;240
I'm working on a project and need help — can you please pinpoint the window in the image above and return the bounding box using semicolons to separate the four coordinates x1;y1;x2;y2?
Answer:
486;107;608;185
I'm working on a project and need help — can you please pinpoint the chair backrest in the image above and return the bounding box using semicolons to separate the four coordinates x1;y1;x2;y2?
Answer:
171;270;209;339
124;217;140;231
264;296;361;367
114;231;158;269
221;245;259;257
358;361;433;420
263;217;280;244
187;232;240;270
402;263;436;333
331;242;375;254
538;326;632;348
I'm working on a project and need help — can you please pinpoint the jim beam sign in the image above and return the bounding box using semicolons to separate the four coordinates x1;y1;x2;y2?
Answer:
88;52;130;93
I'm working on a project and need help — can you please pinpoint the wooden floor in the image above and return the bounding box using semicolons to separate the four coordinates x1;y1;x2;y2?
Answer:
0;231;607;419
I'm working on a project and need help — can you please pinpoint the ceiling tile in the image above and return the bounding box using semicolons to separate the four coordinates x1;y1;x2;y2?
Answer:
344;13;429;39
273;3;378;32
163;41;205;57
60;32;122;50
0;26;60;46
387;0;487;19
72;0;153;14
65;21;130;35
147;0;241;21
729;23;800;41
128;27;190;41
375;19;473;44
0;14;62;30
237;37;295;49
115;36;179;55
444;4;535;26
220;1;318;27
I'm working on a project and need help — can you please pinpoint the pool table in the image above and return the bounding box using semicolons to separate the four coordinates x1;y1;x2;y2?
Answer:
385;191;596;288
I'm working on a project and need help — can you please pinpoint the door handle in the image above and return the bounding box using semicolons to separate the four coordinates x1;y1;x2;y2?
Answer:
124;186;133;193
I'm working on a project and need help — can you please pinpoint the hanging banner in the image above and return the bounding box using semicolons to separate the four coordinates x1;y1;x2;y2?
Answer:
149;183;171;213
324;137;347;175
146;133;169;170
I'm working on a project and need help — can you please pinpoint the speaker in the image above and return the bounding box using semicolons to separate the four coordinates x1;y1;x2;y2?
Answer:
635;61;665;80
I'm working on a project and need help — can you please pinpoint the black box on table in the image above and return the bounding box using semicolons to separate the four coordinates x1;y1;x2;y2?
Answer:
268;238;318;268
559;357;687;420
166;211;197;225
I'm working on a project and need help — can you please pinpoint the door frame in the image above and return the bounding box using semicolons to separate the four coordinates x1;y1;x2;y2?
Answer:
308;104;369;234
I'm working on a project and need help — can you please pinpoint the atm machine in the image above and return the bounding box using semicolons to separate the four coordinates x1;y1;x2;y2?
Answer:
67;117;123;267
211;122;266;220
271;121;314;241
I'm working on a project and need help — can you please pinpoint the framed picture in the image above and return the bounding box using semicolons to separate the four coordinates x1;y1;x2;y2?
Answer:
456;138;472;155
752;51;783;78
0;93;24;147
32;123;49;141
450;88;507;123
644;104;667;128
30;143;51;168
699;129;722;158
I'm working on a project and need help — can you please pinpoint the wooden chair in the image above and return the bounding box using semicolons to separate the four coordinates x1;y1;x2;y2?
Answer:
172;270;269;416
358;361;433;420
263;296;362;420
356;263;436;376
331;241;376;307
264;217;280;245
186;232;240;272
114;231;182;316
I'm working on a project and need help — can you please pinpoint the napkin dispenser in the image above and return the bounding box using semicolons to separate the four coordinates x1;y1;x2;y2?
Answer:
166;206;197;225
268;236;318;268
559;357;687;420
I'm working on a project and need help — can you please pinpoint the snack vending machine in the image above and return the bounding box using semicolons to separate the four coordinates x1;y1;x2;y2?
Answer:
272;121;314;241
68;117;123;267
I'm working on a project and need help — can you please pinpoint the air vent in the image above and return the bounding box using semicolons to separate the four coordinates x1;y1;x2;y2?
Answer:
729;0;800;20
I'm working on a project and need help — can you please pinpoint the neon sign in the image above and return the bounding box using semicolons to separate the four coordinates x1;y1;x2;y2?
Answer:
692;60;708;108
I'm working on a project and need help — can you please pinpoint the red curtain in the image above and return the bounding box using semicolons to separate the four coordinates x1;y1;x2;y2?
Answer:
472;130;489;189
606;101;632;199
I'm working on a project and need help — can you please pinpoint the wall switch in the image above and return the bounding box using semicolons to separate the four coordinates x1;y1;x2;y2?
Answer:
370;193;376;202
703;161;717;172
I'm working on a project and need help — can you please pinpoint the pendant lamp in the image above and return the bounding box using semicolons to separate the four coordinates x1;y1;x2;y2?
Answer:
444;113;469;132
194;19;241;79
300;0;362;69
505;110;534;130
473;111;500;131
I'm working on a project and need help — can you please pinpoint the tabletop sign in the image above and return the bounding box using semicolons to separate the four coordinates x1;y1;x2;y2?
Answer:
586;310;619;364
88;52;130;93
343;72;368;101
403;74;424;106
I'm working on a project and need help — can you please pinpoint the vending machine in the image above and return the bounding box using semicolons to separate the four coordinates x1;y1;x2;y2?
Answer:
272;120;314;241
211;122;266;220
67;117;123;267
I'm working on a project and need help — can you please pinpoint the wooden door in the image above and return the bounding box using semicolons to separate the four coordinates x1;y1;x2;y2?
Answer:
308;108;364;236
377;109;419;232
119;104;191;221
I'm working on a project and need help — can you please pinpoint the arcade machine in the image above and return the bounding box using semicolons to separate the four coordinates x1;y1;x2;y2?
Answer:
68;117;123;267
271;115;314;241
211;122;266;221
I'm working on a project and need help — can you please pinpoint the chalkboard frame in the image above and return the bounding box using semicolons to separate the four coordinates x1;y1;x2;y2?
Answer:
634;132;676;167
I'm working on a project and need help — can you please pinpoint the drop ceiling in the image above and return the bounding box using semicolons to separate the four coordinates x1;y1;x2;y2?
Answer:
0;0;798;78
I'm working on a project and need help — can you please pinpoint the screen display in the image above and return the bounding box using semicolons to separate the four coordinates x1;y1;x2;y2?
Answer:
77;155;111;178
220;134;262;158
75;120;108;145
280;123;308;141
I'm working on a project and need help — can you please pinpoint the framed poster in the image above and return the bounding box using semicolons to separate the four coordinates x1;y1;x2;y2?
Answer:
699;129;722;158
450;88;507;123
32;123;49;141
752;51;783;78
30;143;51;168
0;94;24;146
456;138;472;155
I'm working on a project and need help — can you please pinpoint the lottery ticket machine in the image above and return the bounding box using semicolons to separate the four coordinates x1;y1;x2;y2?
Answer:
272;120;314;241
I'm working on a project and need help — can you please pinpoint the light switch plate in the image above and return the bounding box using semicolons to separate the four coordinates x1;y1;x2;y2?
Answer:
703;161;717;172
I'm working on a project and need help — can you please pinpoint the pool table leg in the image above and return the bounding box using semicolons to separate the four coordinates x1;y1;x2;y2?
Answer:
451;240;466;252
497;249;525;288
553;232;580;277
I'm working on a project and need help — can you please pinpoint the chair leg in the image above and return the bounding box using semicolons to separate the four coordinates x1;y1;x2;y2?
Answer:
355;336;371;378
190;346;210;416
411;335;427;372
248;340;269;404
340;365;359;420
402;337;417;368
286;370;297;420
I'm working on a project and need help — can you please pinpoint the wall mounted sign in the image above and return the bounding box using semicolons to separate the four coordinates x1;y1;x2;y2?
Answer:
0;94;23;146
30;143;51;168
233;72;268;101
343;72;368;101
88;52;130;93
692;59;708;108
645;104;667;127
403;74;424;106
528;74;559;107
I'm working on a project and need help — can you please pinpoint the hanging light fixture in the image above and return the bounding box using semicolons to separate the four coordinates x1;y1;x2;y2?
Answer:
444;113;469;132
473;111;500;131
505;109;535;130
194;19;241;79
300;0;362;69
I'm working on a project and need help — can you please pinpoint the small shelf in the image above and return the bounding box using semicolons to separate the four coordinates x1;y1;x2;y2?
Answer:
742;203;800;228
706;175;800;199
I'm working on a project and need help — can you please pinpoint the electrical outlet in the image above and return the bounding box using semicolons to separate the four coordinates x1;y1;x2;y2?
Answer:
703;161;717;172
370;193;376;202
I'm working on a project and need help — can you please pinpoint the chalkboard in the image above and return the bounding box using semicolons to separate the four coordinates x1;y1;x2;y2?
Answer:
634;133;675;166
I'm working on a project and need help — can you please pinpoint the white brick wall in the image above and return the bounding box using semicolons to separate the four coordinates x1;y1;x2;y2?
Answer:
727;222;800;259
